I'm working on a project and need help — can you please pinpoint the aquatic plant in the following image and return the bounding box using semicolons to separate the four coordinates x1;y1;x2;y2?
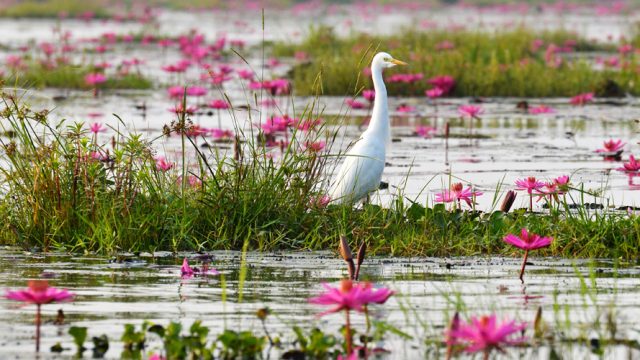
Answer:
503;228;553;282
515;177;546;211
447;314;527;359
434;183;482;210
5;280;74;352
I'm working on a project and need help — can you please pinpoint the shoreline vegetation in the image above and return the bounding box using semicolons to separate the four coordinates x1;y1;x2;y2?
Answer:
0;91;638;258
272;27;639;97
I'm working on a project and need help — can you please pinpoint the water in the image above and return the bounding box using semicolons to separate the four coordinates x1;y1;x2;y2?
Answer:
0;248;639;358
1;5;640;358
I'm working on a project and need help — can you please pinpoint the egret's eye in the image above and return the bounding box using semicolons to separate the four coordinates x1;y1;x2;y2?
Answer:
383;57;391;62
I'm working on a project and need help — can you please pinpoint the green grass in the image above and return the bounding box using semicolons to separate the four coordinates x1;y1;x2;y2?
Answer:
272;26;635;97
0;90;638;258
0;0;110;18
1;63;152;90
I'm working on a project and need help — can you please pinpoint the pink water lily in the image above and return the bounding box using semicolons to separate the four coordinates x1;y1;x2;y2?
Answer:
309;279;394;354
570;92;594;106
415;125;436;138
208;99;229;110
362;89;375;103
515;176;545;211
435;183;483;208
5;280;75;352
89;122;106;134
425;87;443;99
618;155;640;173
308;279;394;316
503;228;553;282
346;98;365;109
595;139;625;154
458;105;483;118
186;86;207;97
154;156;174;171
529;105;554;114
447;315;526;357
427;75;455;94
84;72;106;86
181;258;219;278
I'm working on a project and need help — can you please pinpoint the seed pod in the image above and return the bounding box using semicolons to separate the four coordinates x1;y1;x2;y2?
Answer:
339;235;355;280
500;190;516;213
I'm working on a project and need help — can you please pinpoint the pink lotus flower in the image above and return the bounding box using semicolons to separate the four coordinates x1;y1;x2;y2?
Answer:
362;89;375;103
210;128;234;140
447;315;526;356
595;139;625;154
570;92;594;106
5;280;74;352
503;228;553;251
618;155;640;173
427;75;455;94
434;183;483;208
89;122;105;134
503;228;553;282
5;280;74;305
148;354;166;360
84;73;106;86
529;105;554;114
304;141;326;153
396;104;415;113
181;258;219;278
295;118;323;131
208;99;229;110
458;105;483;118
415;125;436;138
237;69;254;80
308;279;394;316
346;98;365;109
186;86;207;97
425;87;443;99
515;177;545;194
154;156;174;171
309;194;331;209
169;104;198;115
167;86;184;99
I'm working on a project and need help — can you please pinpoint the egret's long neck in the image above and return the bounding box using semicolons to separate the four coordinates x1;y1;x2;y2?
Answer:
364;63;389;143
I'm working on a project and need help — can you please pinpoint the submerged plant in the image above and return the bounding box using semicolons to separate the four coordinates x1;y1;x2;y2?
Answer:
5;280;75;352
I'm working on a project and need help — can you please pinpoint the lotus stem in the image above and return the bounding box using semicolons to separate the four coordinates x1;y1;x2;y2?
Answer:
345;308;353;355
520;249;529;283
35;304;41;352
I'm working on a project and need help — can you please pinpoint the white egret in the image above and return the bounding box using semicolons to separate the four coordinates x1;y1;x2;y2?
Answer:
329;52;407;204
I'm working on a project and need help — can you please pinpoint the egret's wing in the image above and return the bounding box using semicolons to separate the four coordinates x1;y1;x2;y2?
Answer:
329;145;385;204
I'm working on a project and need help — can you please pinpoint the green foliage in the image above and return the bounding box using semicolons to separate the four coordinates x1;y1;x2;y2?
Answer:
69;326;88;355
272;26;636;97
0;0;110;18
1;63;152;90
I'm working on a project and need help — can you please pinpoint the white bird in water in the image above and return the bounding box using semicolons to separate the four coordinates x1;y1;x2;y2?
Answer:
329;52;407;204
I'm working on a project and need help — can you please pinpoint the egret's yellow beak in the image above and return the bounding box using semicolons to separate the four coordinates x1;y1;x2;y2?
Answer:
390;58;408;66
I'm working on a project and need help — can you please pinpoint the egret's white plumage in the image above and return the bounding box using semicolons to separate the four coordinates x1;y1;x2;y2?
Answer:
329;52;407;204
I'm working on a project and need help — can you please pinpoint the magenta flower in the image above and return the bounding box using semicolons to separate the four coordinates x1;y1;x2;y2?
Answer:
309;194;331;209
208;99;229;110
309;280;394;355
154;156;174;171
89;122;105;134
180;257;219;278
167;86;184;99
570;92;594;106
595;139;625;154
458;105;483;118
515;177;545;195
425;87;443;99
169;104;198;115
503;228;553;251
504;228;553;282
237;69;254;80
308;280;394;317
434;183;483;208
618;155;640;173
415;125;436;138
427;75;455;94
304;141;326;153
447;315;526;357
362;89;375;103
5;280;74;305
186;86;207;97
346;98;365;109
84;73;106;86
5;280;74;352
529;105;554;114
396;104;415;113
